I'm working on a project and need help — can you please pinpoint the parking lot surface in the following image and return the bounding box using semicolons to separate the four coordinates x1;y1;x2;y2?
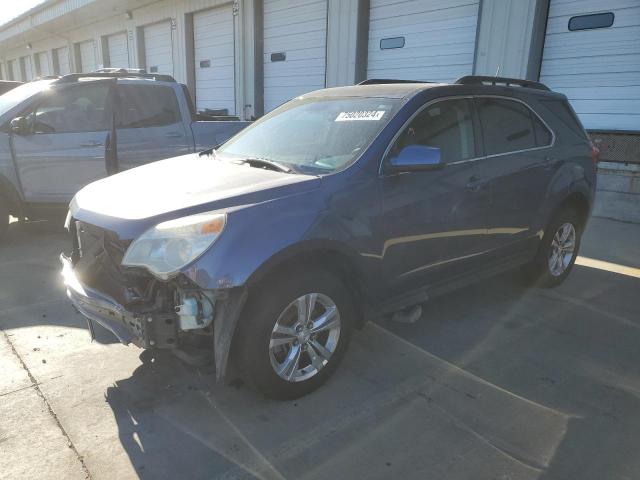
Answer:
1;217;639;480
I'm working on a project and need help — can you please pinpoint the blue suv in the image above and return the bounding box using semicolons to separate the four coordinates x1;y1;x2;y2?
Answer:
61;76;597;399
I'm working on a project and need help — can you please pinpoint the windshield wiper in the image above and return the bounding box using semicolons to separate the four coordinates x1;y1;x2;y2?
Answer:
239;157;293;173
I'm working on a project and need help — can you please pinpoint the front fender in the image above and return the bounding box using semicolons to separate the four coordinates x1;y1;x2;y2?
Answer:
183;188;326;289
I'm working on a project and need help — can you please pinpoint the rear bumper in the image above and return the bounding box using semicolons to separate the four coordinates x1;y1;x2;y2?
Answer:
60;254;165;347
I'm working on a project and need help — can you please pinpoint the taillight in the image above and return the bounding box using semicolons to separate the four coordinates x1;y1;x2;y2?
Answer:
590;141;600;168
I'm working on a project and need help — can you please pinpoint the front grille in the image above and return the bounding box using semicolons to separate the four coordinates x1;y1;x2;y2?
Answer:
69;219;151;307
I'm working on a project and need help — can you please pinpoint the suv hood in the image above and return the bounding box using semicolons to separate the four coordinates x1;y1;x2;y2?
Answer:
71;153;320;222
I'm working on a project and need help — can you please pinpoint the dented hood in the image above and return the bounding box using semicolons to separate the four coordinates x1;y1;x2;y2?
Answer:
71;153;320;224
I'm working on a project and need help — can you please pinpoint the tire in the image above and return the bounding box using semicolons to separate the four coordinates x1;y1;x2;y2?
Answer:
235;268;354;400
0;200;9;240
524;207;583;288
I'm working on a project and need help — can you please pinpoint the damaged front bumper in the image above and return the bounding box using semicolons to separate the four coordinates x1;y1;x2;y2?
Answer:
60;254;247;380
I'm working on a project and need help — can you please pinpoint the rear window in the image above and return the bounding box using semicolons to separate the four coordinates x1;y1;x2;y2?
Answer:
477;98;536;155
117;85;181;128
539;99;588;141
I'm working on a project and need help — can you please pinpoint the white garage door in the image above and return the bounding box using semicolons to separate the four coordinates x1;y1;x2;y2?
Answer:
107;32;130;68
22;56;34;81
36;51;51;77
79;40;96;72
263;0;328;112
0;63;4;80
193;5;236;114
367;0;480;82
55;46;71;75
540;0;640;131
144;21;174;75
9;59;19;81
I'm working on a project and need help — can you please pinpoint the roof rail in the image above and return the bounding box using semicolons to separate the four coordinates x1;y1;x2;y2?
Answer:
358;79;432;85
454;75;550;91
57;70;176;83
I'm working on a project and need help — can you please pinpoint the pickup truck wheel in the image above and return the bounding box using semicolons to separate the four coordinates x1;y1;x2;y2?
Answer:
0;201;9;239
524;207;582;288
236;269;353;400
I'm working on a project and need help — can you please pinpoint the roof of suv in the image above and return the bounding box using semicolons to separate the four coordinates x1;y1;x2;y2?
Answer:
302;76;562;101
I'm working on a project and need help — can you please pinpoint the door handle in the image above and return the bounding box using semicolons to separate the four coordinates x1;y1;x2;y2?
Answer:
466;176;483;191
164;132;184;138
80;141;103;147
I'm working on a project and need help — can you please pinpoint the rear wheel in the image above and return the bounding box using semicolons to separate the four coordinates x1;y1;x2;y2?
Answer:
524;207;583;287
235;269;353;400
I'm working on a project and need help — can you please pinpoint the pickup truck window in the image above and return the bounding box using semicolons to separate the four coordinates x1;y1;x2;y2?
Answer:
0;79;54;118
218;97;401;174
117;85;181;128
28;82;110;133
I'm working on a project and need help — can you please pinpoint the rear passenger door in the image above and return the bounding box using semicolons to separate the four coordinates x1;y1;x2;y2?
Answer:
475;96;555;258
115;84;191;171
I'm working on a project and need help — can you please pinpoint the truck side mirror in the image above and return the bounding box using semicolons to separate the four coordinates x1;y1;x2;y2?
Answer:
10;116;32;136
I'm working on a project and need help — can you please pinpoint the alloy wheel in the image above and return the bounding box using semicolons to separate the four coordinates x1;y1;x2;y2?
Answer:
269;293;341;383
548;222;576;277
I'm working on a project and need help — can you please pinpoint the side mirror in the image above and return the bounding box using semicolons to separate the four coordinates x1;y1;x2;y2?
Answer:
388;144;444;172
10;116;32;136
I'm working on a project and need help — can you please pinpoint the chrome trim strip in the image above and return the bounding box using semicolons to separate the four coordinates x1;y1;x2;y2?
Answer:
379;94;557;175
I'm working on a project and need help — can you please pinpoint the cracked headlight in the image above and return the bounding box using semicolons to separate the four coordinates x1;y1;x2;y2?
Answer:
122;212;226;279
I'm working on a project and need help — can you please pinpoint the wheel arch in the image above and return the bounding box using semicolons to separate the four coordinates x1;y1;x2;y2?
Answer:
245;240;368;328
554;191;591;229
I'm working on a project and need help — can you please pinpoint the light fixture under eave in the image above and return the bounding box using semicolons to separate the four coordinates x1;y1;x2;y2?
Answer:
26;43;32;49
124;11;133;20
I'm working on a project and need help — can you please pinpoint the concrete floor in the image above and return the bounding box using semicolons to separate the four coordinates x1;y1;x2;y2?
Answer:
1;217;639;480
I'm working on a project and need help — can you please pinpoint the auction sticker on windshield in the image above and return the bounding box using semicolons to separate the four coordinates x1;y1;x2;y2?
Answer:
335;111;386;121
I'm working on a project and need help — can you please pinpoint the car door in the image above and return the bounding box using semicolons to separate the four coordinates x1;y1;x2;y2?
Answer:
380;97;488;296
115;83;191;171
474;97;555;259
11;80;113;204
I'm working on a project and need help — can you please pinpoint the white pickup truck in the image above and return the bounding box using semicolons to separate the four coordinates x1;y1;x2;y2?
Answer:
0;72;250;236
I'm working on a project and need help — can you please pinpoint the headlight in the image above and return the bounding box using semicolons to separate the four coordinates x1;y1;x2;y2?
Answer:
122;212;226;279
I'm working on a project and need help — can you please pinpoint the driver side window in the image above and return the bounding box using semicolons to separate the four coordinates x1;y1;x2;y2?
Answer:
391;98;476;163
28;83;110;134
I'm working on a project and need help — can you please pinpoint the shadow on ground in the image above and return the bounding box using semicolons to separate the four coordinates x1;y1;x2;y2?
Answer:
103;264;640;479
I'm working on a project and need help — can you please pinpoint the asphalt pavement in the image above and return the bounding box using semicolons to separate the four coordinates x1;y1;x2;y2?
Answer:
1;217;639;480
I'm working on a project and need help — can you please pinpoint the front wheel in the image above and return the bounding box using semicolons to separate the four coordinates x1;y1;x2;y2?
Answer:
524;207;583;287
235;269;353;400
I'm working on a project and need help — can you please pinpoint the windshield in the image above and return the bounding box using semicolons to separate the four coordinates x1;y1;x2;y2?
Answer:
0;80;55;118
217;96;401;174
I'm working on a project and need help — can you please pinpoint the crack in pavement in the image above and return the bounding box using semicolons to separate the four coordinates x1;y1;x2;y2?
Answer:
1;328;93;480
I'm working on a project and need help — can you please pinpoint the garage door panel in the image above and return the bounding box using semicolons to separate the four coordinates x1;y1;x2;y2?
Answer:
194;5;236;114
79;41;96;72
107;32;129;68
144;22;173;75
264;0;327;112
546;0;638;17
367;0;479;82
577;114;640;131
540;0;640;131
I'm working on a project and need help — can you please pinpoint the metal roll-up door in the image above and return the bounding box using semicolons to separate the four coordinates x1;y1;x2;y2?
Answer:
540;0;640;131
106;32;130;68
9;59;19;81
143;21;174;75
36;52;51;77
367;0;480;82
263;0;328;112
21;56;34;81
79;40;96;72
55;47;71;75
193;5;236;115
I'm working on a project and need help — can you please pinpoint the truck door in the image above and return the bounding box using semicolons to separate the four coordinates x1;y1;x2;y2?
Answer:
115;83;191;171
11;80;113;204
